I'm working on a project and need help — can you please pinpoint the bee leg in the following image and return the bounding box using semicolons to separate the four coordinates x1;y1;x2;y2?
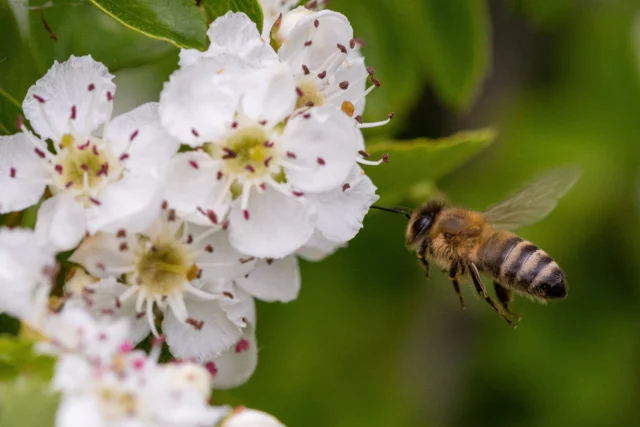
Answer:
417;239;430;278
493;281;521;322
448;260;466;310
466;261;517;328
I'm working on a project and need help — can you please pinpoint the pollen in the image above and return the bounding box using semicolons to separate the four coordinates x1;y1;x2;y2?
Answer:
295;79;325;110
217;126;274;178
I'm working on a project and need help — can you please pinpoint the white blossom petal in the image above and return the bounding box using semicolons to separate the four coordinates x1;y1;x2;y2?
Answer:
105;102;180;172
0;227;55;325
228;187;315;258
296;232;345;261
163;295;245;362
222;408;285;427
278;9;353;71
55;395;104;427
330;56;367;115
35;193;87;251
307;166;378;243
165;153;230;226
0;133;48;213
86;173;163;235
69;233;135;278
23;55;115;141
210;325;258;390
280;106;358;192
180;12;278;68
192;226;257;281
159;56;252;146
240;64;296;125
235;256;300;302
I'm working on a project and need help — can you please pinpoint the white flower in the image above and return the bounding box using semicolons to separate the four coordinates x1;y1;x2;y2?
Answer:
0;227;56;327
54;343;224;427
38;305;131;366
161;58;361;258
68;209;255;361
221;407;285;427
259;0;300;39
180;11;278;69
0;56;180;250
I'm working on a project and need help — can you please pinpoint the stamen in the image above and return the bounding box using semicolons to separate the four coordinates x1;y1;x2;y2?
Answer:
147;299;160;337
357;113;395;129
337;43;347;54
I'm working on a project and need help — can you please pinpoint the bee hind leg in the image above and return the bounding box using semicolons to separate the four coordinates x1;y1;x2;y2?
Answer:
493;281;521;322
448;260;466;310
466;261;518;328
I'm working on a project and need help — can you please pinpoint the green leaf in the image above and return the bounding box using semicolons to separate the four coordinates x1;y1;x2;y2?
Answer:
87;0;208;50
510;0;575;27
0;380;59;427
365;129;496;204
27;0;177;73
201;0;264;33
0;336;56;382
0;0;40;135
421;0;491;108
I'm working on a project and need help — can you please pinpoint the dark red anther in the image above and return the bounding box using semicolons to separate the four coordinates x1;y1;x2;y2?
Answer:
342;183;350;192
337;43;347;54
354;115;363;124
239;257;255;264
382;153;390;163
216;171;223;180
316;157;326;165
33;94;45;103
371;76;381;87
65;181;73;188
286;151;297;159
259;120;267;126
243;210;250;220
9;167;16;178
264;156;273;167
296;87;304;97
186;318;204;330
117;229;126;238
292;191;304;197
130;129;139;141
89;198;101;206
88;83;95;91
350;39;356;49
119;242;128;252
358;150;371;158
259;183;267;191
70;105;77;120
161;200;168;209
339;81;349;90
235;339;250;353
54;164;63;175
106;91;113;101
15;115;23;130
304;40;312;47
388;112;396;119
34;148;46;158
189;160;199;169
231;121;238;129
302;65;310;75
205;362;218;377
78;140;90;150
245;165;255;173
314;19;319;28
366;65;375;76
223;291;234;299
119;153;129;161
191;128;199;137
79;163;89;172
266;258;274;265
167;209;176;222
222;148;237;159
317;70;327;79
205;245;213;253
264;141;274;148
303;113;311;119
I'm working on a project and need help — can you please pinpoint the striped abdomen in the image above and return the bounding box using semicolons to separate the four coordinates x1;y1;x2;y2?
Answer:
475;231;567;299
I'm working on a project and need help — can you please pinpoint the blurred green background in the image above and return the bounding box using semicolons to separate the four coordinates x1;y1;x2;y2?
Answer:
2;0;640;426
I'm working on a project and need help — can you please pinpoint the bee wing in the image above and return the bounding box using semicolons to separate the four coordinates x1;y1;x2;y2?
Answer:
483;167;581;230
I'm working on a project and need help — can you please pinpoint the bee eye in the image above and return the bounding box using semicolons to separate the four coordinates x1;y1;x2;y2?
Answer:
412;215;432;236
444;233;453;240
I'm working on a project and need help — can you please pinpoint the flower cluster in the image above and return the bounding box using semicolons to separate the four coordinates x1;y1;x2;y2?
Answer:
0;1;387;424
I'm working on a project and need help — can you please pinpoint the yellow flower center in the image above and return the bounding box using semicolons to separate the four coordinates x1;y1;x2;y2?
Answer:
98;386;138;420
134;237;193;296
295;80;325;110
218;126;275;178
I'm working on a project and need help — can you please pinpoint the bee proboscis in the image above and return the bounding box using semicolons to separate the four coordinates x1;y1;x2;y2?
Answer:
374;168;580;327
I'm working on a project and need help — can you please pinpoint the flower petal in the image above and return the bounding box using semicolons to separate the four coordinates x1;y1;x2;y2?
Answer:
192;226;256;281
280;106;358;192
210;324;258;390
328;56;367;115
0;133;48;213
0;227;55;324
163;295;245;362
69;232;135;278
240;64;296;125
306;166;378;243
35;193;87;251
228;187;315;258
159;56;251;146
165;153;230;226
235;256;300;302
105;102;180;172
180;12;278;68
23;55;115;141
296;232;345;262
278;9;353;72
86;173;163;235
222;408;285;427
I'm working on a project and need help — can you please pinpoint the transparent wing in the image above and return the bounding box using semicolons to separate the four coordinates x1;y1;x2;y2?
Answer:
483;167;581;230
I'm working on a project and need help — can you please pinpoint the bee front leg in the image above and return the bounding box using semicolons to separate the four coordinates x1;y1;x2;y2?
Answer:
448;260;466;310
466;261;518;328
417;238;430;279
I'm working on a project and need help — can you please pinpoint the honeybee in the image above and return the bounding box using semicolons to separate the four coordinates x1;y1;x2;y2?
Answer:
375;168;580;327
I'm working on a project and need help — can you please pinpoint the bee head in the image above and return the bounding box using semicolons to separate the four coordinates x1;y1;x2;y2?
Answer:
405;200;443;248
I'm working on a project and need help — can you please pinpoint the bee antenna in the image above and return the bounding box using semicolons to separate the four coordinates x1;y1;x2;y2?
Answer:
370;205;412;219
